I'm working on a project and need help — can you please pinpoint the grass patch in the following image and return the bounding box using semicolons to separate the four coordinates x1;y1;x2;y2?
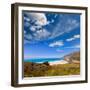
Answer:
24;62;80;77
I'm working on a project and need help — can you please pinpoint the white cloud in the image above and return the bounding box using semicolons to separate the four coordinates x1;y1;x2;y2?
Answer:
25;12;48;26
65;19;79;32
30;26;36;32
24;17;30;22
24;30;26;34
24;22;30;27
46;19;54;25
24;34;32;40
75;45;80;48
66;34;80;42
30;25;42;32
66;37;75;42
50;18;79;39
49;41;64;47
74;34;80;38
33;29;50;40
24;13;80;44
54;14;58;18
47;21;51;25
24;12;51;42
51;19;54;23
65;44;80;49
24;39;30;44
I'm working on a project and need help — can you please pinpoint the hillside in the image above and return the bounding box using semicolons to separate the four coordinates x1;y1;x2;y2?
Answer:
64;51;80;64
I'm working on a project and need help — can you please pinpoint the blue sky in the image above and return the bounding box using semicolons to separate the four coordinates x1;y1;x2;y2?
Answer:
23;11;80;59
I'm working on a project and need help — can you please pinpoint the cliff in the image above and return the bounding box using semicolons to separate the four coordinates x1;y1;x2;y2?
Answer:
64;51;80;64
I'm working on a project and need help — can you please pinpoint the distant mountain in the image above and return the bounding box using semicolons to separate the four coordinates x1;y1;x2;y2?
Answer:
64;51;80;64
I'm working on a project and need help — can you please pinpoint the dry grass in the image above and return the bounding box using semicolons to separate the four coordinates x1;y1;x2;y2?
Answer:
45;63;80;76
24;62;80;77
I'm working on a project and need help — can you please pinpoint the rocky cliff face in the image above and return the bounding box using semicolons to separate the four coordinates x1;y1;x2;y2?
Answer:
64;51;80;64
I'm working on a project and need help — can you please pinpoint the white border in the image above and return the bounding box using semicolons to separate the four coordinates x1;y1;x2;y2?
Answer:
18;6;86;84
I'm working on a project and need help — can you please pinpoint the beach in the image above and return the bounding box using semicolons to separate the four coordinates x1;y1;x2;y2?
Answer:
49;60;68;65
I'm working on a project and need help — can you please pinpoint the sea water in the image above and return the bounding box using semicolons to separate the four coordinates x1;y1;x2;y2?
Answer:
24;58;63;63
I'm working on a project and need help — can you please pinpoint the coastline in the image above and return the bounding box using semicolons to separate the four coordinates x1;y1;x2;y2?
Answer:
29;60;69;65
49;60;68;65
24;59;69;65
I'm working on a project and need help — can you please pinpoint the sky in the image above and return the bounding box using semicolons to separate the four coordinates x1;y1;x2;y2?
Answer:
23;11;80;59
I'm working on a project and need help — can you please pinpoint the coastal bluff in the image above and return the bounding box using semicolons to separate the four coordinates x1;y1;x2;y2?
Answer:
64;51;80;64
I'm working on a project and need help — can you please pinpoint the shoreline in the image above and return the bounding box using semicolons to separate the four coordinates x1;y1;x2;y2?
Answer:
24;60;69;65
49;60;68;65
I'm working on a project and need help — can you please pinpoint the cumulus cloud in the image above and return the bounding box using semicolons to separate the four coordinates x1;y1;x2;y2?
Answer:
30;26;37;32
24;28;50;42
24;12;51;43
66;34;80;42
25;12;48;26
24;17;30;22
30;25;42;31
24;12;80;44
49;41;64;47
33;29;50;40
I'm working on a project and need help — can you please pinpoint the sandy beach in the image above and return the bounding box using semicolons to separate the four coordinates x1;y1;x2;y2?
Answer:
49;60;68;65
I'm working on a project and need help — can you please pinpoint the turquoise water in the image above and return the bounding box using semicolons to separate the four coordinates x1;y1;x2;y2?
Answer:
24;58;63;63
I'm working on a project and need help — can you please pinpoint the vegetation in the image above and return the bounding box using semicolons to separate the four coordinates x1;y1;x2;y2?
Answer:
45;63;80;76
24;51;80;77
24;62;80;77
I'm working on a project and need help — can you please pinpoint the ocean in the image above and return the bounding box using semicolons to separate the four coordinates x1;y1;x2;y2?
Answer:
24;58;63;63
